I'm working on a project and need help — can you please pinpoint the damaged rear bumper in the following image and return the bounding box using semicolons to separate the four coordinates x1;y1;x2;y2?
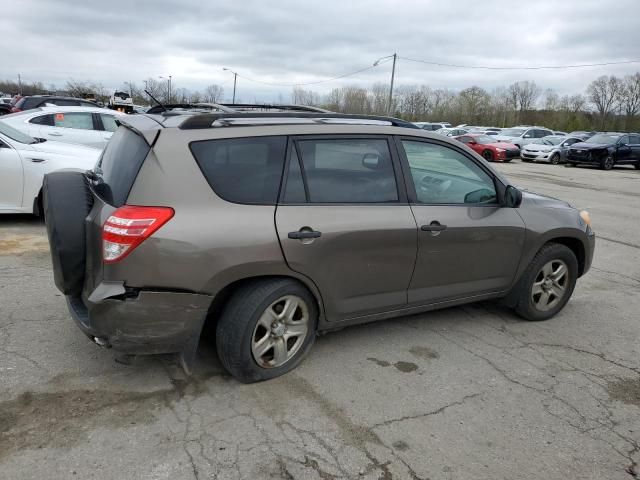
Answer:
66;283;212;355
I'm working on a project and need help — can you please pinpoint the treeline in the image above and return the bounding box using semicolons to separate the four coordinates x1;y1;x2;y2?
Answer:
2;72;639;132
294;73;640;132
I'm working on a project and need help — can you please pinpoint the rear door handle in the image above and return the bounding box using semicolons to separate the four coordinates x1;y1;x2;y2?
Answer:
421;222;447;232
288;230;322;240
48;132;62;136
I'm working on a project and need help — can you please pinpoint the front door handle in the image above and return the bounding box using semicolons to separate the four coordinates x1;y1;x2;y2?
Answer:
421;221;447;232
48;132;62;136
288;230;322;240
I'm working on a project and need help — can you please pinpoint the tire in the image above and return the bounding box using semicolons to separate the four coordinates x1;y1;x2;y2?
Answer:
43;171;93;296
482;150;494;162
512;243;578;321
634;162;640;170
522;158;532;163
216;278;318;383
550;153;561;165
600;155;614;170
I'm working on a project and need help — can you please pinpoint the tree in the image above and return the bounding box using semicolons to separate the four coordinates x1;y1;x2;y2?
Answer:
618;73;640;130
291;86;319;106
142;78;165;104
457;86;490;123
587;75;623;129
203;84;224;103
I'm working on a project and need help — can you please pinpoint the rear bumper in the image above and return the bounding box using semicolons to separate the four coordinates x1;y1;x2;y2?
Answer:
66;287;212;355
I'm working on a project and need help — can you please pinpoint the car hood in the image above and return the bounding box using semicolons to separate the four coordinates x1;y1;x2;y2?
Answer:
521;190;572;209
488;142;518;149
29;140;101;158
493;135;519;142
570;142;613;149
522;143;553;152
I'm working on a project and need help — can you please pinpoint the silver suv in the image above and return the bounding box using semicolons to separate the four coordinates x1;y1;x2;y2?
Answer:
43;110;595;383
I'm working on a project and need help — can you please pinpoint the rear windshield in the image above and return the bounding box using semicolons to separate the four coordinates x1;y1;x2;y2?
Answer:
94;126;150;206
190;136;287;204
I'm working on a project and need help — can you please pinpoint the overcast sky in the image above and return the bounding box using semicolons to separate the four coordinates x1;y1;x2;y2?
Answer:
4;0;640;102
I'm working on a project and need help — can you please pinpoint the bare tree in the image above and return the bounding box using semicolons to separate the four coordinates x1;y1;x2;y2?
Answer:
543;88;559;111
142;78;165;104
516;81;541;112
617;73;640;130
203;84;224;103
291;86;319;106
587;75;623;129
457;86;491;123
369;83;389;115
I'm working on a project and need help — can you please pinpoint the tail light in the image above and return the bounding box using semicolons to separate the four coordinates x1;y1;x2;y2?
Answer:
102;206;174;263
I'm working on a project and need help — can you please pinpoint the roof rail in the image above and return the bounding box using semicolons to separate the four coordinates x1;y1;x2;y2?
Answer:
178;112;419;130
147;102;236;114
218;103;331;113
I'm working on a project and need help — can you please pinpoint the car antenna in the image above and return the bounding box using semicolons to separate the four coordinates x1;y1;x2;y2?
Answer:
145;89;166;111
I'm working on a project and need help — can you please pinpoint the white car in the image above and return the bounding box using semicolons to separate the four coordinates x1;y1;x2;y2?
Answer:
1;106;124;149
0;120;100;215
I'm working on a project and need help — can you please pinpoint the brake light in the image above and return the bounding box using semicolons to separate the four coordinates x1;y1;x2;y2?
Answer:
102;206;174;263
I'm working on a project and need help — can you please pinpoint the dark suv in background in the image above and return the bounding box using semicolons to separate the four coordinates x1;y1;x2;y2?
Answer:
11;95;99;113
567;133;640;170
43;109;595;383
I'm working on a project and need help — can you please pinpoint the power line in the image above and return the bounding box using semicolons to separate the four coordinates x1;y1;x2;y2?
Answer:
233;59;391;87
399;56;640;70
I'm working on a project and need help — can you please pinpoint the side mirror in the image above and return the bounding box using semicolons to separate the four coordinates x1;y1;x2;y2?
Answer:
468;140;477;145
362;153;380;169
504;185;522;208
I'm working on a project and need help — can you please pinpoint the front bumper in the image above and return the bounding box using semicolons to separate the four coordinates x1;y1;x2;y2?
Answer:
522;151;550;162
66;286;212;355
583;229;596;276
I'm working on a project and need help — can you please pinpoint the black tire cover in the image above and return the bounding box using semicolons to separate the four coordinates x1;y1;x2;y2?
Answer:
43;171;93;295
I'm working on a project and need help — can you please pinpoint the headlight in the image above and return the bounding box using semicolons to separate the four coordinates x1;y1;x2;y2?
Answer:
495;148;505;152
579;210;592;227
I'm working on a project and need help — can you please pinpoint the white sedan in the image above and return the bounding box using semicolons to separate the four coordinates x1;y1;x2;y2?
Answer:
1;106;125;149
0;120;100;215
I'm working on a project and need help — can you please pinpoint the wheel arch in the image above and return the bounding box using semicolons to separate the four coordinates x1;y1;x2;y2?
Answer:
202;274;326;336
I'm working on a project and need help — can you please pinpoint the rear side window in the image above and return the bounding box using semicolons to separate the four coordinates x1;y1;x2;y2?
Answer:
54;112;94;130
295;138;398;203
29;114;54;126
52;99;80;106
190;136;287;204
99;114;119;132
94;127;150;206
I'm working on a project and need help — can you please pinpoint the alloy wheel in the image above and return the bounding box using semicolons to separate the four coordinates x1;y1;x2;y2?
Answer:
531;259;569;312
251;295;309;368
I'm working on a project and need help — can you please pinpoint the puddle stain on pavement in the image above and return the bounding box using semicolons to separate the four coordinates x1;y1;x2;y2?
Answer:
0;235;50;256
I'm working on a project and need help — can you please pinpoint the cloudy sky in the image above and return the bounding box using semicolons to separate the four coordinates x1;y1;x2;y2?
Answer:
4;0;640;102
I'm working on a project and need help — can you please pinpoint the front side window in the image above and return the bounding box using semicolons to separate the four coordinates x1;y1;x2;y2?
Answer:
53;112;94;130
190;136;287;204
401;140;497;205
100;114;119;132
618;135;630;145
295;138;398;203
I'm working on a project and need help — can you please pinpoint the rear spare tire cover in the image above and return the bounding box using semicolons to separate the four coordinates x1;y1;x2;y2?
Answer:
43;171;93;295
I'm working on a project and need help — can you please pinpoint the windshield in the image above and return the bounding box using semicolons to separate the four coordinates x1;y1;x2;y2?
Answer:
474;135;495;144
587;134;620;144
500;128;526;137
543;137;564;145
0;119;37;144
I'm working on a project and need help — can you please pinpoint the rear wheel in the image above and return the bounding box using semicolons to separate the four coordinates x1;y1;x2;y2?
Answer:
600;155;614;170
216;279;317;383
482;150;494;161
550;153;561;165
513;243;578;321
634;162;640;170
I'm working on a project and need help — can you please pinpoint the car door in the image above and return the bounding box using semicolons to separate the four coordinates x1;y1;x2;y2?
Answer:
41;111;102;147
275;136;418;322
396;137;526;305
615;135;631;163
560;138;581;160
629;135;640;163
0;138;24;210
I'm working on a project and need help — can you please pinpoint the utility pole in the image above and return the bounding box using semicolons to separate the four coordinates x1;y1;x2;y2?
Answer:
17;73;22;95
168;75;172;103
232;72;237;104
387;53;397;115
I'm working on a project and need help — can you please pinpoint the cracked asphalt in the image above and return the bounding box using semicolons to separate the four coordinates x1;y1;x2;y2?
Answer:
1;160;639;480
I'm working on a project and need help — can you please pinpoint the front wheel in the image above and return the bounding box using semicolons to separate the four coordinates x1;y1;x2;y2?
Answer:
634;162;640;170
482;150;494;162
550;153;561;165
600;155;614;170
513;243;578;321
216;279;317;383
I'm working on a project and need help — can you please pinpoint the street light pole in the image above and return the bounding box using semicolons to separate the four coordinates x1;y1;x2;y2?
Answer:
387;53;397;115
373;53;398;115
223;68;238;104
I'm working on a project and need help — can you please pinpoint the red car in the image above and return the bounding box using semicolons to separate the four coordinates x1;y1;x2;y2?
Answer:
453;133;520;162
